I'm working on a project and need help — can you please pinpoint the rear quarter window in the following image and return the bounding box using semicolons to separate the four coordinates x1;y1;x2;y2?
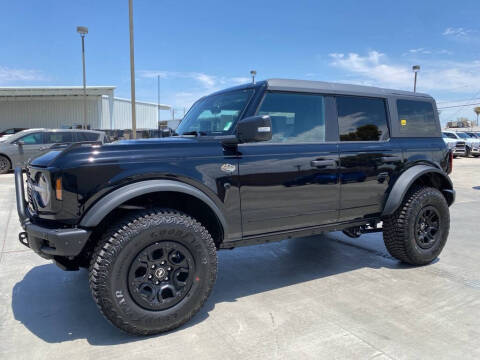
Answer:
397;100;438;136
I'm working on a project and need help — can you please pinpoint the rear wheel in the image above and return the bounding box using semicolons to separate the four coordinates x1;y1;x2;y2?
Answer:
0;155;10;174
383;187;450;265
89;209;217;335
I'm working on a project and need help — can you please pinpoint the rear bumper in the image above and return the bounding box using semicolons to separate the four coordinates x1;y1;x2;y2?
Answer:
15;167;91;260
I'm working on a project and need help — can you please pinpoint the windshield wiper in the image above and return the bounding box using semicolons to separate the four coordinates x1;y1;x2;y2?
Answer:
181;131;207;137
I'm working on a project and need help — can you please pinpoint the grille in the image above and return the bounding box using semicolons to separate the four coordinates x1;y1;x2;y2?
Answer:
456;141;466;150
25;170;36;214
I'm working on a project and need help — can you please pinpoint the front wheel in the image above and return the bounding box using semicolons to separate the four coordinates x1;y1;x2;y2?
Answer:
0;155;11;174
383;187;450;265
89;209;217;335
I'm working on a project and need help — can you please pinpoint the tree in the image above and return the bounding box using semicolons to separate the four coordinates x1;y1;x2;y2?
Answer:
474;107;480;126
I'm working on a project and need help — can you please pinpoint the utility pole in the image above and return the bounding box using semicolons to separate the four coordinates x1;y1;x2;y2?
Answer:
129;0;137;138
77;26;88;129
157;75;160;130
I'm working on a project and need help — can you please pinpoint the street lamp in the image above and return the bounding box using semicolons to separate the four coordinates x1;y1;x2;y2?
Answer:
250;70;257;84
77;26;88;129
412;65;420;93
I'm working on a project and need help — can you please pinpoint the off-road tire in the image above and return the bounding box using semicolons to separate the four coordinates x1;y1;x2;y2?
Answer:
383;187;450;265
89;209;217;335
0;155;11;174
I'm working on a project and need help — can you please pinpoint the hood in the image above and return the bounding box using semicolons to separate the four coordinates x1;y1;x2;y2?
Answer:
29;136;221;169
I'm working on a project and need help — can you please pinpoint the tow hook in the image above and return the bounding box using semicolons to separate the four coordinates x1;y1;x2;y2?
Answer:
18;232;29;248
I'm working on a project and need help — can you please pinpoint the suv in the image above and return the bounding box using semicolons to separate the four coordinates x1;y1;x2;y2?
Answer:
0;128;106;174
442;131;466;157
15;79;454;335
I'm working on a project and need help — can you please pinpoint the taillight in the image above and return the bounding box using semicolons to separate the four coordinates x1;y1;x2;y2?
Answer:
448;151;453;174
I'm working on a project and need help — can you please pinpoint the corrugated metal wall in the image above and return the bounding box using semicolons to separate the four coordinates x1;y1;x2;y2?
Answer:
101;97;158;129
0;96;160;130
0;97;101;129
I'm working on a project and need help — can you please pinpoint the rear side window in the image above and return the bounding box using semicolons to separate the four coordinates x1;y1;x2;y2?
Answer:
397;100;437;136
45;132;74;144
337;96;389;141
257;92;325;143
76;132;100;141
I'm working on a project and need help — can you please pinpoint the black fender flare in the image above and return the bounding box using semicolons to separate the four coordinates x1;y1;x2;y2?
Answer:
381;165;454;217
79;179;228;234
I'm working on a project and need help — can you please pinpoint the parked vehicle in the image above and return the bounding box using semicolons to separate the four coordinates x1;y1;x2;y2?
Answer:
0;128;27;141
0;128;107;174
442;132;466;157
465;131;480;139
16;79;454;335
443;131;480;157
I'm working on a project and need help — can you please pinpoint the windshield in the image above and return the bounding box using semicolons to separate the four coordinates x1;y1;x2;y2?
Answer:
456;132;468;139
176;89;254;136
443;132;457;139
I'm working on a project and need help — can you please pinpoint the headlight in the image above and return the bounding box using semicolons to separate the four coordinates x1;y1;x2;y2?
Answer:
34;173;51;207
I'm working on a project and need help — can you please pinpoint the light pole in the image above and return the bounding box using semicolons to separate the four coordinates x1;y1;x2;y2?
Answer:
412;65;420;93
250;70;256;84
77;26;88;129
129;0;137;138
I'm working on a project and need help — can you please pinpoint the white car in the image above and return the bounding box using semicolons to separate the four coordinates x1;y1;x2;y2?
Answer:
442;132;466;157
455;131;480;157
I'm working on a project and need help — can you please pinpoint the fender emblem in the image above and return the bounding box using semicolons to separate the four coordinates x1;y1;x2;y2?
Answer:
221;163;236;173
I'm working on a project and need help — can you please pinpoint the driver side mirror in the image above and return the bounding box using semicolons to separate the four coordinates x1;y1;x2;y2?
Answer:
236;115;272;143
16;140;25;146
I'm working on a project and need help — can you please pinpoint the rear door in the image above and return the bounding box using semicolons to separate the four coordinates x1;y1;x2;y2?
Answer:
238;92;340;237
336;96;402;221
44;131;74;145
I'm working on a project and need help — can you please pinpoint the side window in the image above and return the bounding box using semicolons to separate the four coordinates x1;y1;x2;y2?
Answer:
337;96;389;141
77;132;100;141
18;133;43;144
45;132;74;144
397;100;437;136
256;92;325;143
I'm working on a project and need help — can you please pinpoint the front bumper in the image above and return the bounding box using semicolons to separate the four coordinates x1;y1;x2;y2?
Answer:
15;167;91;260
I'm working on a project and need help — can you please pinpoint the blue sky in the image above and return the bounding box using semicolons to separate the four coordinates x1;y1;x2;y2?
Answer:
1;0;480;122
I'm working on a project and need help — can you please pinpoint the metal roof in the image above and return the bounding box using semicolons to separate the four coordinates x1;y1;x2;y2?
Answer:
0;86;115;97
265;78;432;98
114;97;171;110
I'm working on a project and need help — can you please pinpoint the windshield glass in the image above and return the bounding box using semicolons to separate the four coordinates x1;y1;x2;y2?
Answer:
176;89;254;136
443;132;457;139
457;132;468;139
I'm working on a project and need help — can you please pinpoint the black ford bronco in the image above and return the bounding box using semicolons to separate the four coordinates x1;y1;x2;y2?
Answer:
16;79;454;335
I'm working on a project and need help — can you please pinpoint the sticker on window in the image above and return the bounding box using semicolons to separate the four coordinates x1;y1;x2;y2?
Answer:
401;119;407;126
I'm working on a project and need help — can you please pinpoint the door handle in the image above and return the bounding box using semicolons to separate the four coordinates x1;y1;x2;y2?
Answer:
381;156;402;163
311;159;337;168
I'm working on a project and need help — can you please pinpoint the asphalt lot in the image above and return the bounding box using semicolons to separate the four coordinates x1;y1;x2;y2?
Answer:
1;158;479;359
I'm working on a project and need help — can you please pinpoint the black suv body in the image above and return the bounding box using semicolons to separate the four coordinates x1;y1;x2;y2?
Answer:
16;79;454;335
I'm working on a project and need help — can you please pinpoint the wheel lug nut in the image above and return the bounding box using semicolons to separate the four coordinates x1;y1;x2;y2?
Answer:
155;281;159;285
151;264;155;269
148;274;152;279
167;267;171;271
165;277;169;281
161;261;166;265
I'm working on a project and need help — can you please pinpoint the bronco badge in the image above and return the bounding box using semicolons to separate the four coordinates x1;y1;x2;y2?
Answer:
221;163;236;173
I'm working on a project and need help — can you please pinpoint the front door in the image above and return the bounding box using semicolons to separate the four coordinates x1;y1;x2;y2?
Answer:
15;132;45;166
238;92;340;237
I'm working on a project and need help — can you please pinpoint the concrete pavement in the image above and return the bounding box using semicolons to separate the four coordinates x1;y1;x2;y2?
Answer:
0;158;479;359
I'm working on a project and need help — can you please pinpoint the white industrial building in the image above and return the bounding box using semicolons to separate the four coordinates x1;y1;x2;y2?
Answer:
0;86;172;130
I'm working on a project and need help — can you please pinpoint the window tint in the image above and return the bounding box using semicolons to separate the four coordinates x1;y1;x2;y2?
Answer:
45;132;74;144
76;132;100;141
397;100;437;136
337;96;389;141
257;92;325;143
18;133;43;144
443;132;457;139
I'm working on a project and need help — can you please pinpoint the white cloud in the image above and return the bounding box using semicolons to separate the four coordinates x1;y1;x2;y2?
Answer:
138;70;249;90
328;51;480;93
442;27;474;37
0;66;46;83
408;48;431;54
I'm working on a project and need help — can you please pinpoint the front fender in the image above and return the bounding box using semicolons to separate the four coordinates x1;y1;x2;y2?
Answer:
382;165;454;217
79;179;228;235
